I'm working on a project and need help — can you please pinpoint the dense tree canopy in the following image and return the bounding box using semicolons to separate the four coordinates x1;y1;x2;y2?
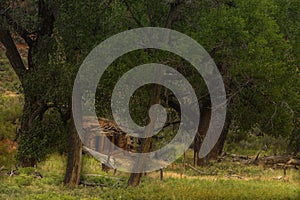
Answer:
0;0;299;187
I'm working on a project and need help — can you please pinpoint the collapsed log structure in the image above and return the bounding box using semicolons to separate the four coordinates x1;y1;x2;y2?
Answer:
82;117;134;153
82;117;135;170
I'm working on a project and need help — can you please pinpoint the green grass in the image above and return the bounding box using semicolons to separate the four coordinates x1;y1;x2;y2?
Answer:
0;153;299;200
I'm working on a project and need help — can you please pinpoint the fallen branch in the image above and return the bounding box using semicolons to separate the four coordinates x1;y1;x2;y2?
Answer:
287;158;300;166
247;152;260;165
79;181;106;187
230;154;250;160
186;164;209;175
225;174;246;180
260;155;292;164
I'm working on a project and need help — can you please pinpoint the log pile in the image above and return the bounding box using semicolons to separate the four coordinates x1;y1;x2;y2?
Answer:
226;153;300;169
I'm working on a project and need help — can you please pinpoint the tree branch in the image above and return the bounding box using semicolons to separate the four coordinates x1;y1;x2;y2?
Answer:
0;28;26;81
165;0;184;28
38;0;55;37
28;102;49;128
227;78;254;102
123;0;143;27
1;11;34;46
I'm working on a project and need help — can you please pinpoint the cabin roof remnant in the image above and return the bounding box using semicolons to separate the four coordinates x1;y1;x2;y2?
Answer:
82;116;133;154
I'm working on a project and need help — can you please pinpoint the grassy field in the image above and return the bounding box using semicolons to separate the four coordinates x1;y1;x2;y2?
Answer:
0;152;299;200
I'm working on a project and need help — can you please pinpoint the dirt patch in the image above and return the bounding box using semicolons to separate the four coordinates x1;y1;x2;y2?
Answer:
3;92;21;97
0;138;18;153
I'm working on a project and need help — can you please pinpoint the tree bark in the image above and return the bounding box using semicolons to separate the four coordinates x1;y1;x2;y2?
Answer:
0;28;36;167
64;115;83;187
194;100;211;166
64;79;83;186
194;101;232;166
287;120;300;156
0;29;26;81
204;112;231;160
127;85;160;187
127;171;143;187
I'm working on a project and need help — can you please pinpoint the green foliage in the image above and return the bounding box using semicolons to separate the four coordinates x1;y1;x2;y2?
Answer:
225;130;289;155
0;95;23;140
17;110;68;163
0;51;23;94
184;0;300;141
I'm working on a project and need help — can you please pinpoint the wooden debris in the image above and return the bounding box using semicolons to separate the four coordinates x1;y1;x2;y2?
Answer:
32;171;43;178
287;158;300;166
225;153;300;169
80;181;106;187
8;169;19;176
186;164;208;175
225;174;247;180
259;155;292;165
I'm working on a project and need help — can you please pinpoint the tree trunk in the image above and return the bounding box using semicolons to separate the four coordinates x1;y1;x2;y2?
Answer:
127;137;152;186
0;29;26;81
64;81;83;187
194;99;231;166
19;100;38;167
0;28;38;167
127;85;160;187
127;0;183;186
194;101;211;166
127;172;144;187
64;115;83;187
287;120;300;156
1;0;55;167
204;112;231;161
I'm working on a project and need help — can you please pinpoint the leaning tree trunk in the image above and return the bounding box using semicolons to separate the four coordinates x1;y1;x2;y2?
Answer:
127;138;152;187
194;99;231;166
64;115;83;187
64;81;83;187
204;112;231;161
127;173;143;187
194;101;211;166
127;85;160;187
